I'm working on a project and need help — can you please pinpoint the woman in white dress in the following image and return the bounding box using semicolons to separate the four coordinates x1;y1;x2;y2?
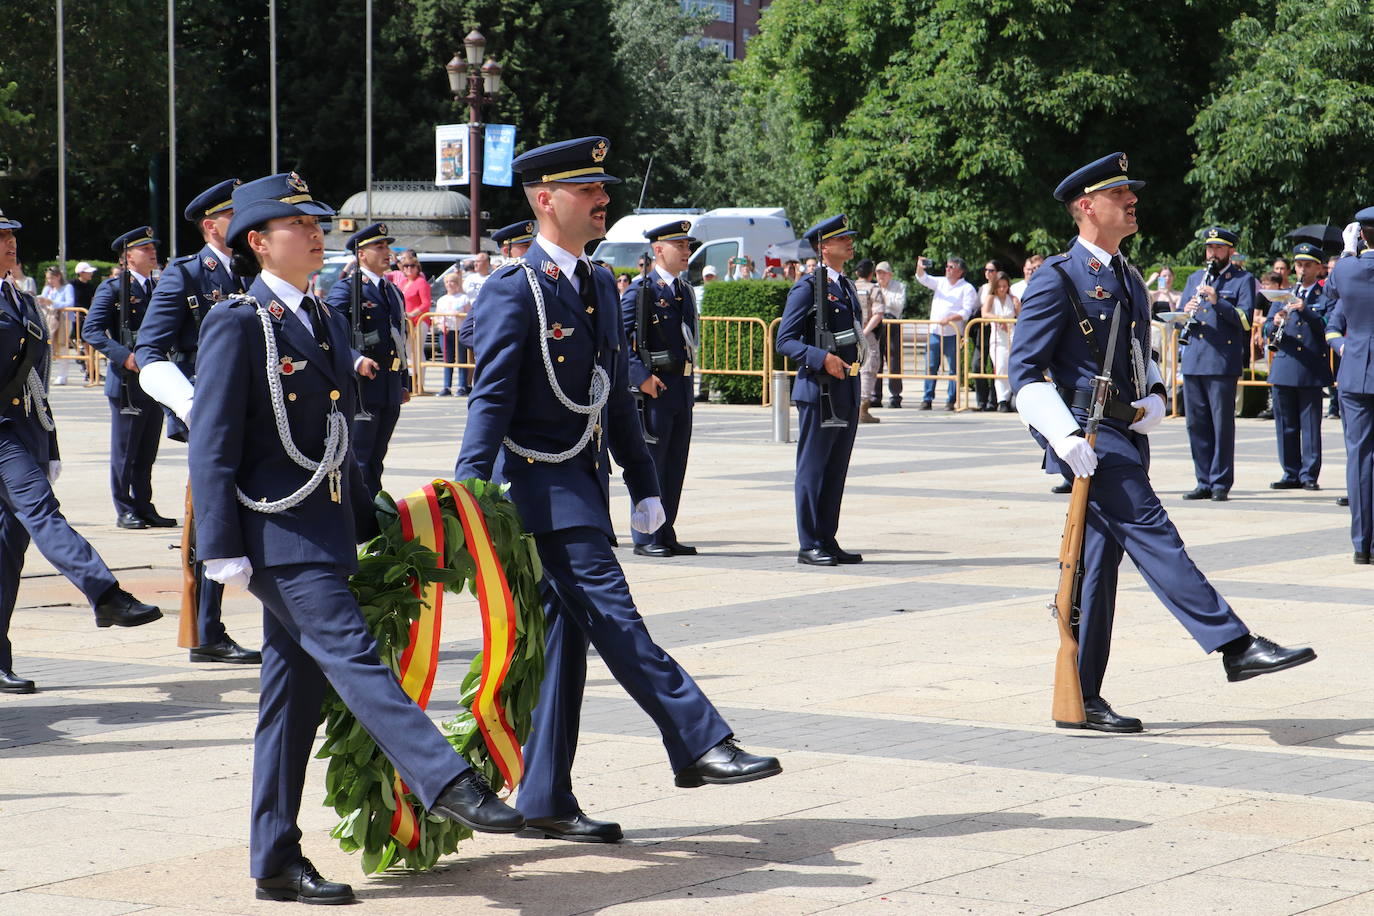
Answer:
980;270;1020;411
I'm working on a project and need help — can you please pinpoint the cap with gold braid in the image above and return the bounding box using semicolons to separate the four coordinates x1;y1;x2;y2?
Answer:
183;178;241;222
226;172;336;246
1201;225;1240;247
802;214;856;246
512;136;620;186
0;207;22;231
645;219;697;243
346;222;395;252
491;220;536;246
1053;152;1146;203
110;226;159;253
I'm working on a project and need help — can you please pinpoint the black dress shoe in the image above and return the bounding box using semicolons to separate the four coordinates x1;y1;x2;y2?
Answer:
431;769;524;833
0;669;35;694
1338;496;1351;507
919;401;932;410
675;738;782;788
93;587;162;628
190;636;262;665
1182;486;1211;500
1303;481;1321;491
828;546;864;564
255;858;354;905
116;512;149;529
666;541;698;556
519;811;623;843
1354;552;1370;565
797;548;838;567
139;511;177;527
1210;489;1230;502
1057;697;1143;734
1270;479;1301;490
1223;635;1317;682
633;543;674;558
1050;480;1073;494
888;398;902;408
1257;408;1274;420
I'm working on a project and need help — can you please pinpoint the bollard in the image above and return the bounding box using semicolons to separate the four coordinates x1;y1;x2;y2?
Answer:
772;370;791;443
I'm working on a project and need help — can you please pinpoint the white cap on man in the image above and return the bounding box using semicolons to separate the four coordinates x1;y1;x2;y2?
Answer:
702;264;718;278
75;262;95;275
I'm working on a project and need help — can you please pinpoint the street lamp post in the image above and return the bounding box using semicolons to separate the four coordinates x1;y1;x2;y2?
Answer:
446;30;503;256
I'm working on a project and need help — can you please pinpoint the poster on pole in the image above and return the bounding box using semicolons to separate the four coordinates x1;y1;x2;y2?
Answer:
435;124;469;186
483;124;516;187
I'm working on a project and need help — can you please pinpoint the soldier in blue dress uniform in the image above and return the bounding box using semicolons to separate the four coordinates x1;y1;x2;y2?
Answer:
620;219;699;558
132;179;260;665
1264;241;1331;491
1178;226;1254;501
1321;207;1374;563
454;137;779;845
776;214;865;567
457;219;535;356
1010;153;1315;733
323;221;410;497
0;206;162;694
192;172;523;905
84;227;172;528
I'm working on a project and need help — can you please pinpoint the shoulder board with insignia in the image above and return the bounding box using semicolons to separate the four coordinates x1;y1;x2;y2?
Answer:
172;254;197;266
497;264;522;278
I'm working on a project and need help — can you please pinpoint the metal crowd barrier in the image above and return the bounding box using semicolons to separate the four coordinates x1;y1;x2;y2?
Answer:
874;319;963;407
52;306;101;385
959;317;1016;411
699;315;773;406
408;311;473;396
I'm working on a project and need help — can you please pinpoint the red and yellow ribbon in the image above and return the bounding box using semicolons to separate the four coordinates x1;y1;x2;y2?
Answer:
386;480;524;849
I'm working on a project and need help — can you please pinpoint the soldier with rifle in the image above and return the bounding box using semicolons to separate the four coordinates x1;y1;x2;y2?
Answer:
134;179;259;665
619;220;699;557
1010;152;1315;734
324;222;410;497
776;214;866;567
84;227;171;530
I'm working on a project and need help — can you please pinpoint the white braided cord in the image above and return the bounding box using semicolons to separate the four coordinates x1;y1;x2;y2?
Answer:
233;297;350;513
501;260;609;464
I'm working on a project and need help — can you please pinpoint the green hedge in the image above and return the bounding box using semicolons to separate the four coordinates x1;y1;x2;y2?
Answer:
699;279;792;404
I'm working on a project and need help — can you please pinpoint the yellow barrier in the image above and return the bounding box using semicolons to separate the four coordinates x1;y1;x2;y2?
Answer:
52;306;101;386
871;319;963;408
698;315;773;406
960;317;1016;412
408;313;473;396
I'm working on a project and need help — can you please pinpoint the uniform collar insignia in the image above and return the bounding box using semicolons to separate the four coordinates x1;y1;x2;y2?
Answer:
203;255;218;271
828;293;838;301
267;300;285;320
1086;286;1111;300
545;322;574;340
542;260;561;281
279;355;307;375
1087;257;1103;272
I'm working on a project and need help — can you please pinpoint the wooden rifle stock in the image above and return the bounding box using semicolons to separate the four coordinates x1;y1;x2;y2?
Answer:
1051;460;1092;725
177;481;199;648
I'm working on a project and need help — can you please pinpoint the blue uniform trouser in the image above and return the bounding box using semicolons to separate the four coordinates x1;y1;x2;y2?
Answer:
1074;426;1249;699
107;387;163;517
631;402;692;547
0;431;118;671
1183;374;1238;491
350;402;400;497
1340;390;1374;554
517;528;730;820
923;333;959;403
246;563;467;878
794;400;858;551
196;563;227;645
1272;385;1323;484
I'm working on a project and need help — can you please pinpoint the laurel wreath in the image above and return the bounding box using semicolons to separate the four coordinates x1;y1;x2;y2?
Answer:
315;479;546;874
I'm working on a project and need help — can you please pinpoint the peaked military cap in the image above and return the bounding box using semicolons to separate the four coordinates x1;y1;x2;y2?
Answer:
1355;206;1374;226
1053;152;1146;202
1202;226;1240;247
491;220;536;246
0;206;21;231
803;214;856;245
1292;241;1323;263
645;219;696;243
111;226;159;253
346;222;395;251
227;172;335;246
512;136;620;185
183;179;240;222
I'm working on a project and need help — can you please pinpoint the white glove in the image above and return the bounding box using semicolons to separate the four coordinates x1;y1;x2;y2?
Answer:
1343;221;1362;256
138;360;196;424
47;460;60;483
204;556;253;590
1129;395;1165;434
630;497;666;534
1052;434;1098;478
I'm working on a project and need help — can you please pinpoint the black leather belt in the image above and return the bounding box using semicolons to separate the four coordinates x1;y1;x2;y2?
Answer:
1061;387;1139;423
653;361;685;376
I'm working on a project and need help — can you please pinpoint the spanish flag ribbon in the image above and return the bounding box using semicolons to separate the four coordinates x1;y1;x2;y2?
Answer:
385;480;524;850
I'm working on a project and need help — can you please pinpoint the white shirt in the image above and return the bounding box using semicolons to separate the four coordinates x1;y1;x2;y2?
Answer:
1010;279;1029;300
1075;236;1118;264
535;234;591;293
206;242;234;279
435;291;469;331
653;264;678;286
876;277;906;317
258;269;318;334
916;271;978;337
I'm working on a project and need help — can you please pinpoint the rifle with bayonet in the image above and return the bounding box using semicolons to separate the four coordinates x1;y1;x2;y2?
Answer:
350;259;374;423
116;269;142;416
631;254;660;444
813;266;855;429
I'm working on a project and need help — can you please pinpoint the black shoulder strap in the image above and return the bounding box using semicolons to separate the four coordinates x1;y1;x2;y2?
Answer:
176;261;207;331
0;314;43;408
1050;260;1105;372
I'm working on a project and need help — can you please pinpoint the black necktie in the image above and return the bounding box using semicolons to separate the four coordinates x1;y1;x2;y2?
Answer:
574;260;597;319
300;296;330;350
1110;255;1133;308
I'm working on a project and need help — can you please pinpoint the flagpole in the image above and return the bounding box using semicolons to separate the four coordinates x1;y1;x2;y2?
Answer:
56;0;67;271
167;0;177;258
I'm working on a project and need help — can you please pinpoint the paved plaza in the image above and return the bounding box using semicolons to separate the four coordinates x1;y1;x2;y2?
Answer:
2;376;1373;914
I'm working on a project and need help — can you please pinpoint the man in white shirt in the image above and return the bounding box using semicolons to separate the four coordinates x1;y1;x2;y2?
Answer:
873;261;907;407
915;256;978;409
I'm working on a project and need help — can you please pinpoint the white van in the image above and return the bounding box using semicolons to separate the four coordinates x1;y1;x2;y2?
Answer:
592;207;798;284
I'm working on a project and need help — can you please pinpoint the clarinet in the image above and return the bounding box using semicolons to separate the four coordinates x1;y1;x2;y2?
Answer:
1177;259;1218;348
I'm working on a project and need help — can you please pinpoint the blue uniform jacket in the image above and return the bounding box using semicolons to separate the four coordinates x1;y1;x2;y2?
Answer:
619;273;696;411
1322;250;1374;395
1179;264;1254;376
135;245;238;374
453;241;659;537
323;270;410;408
0;287;59;463
776;271;862;414
1264;283;1331;388
85;273;156;400
189;275;374;571
1009;242;1155;476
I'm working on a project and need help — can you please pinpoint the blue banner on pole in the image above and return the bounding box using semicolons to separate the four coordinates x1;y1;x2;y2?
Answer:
483;125;516;187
